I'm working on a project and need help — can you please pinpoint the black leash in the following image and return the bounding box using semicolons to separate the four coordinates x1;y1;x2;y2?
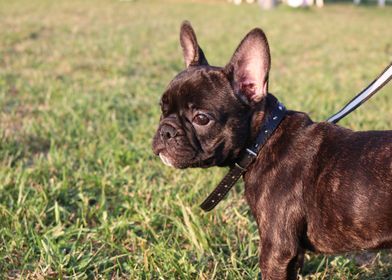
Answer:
200;63;392;212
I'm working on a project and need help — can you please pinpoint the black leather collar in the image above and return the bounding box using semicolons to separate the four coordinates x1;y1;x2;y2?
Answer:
199;99;287;212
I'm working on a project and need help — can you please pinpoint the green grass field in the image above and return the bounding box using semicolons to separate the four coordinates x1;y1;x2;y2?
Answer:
1;0;392;278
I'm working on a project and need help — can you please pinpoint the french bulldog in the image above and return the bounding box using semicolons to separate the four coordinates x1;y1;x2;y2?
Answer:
152;21;392;279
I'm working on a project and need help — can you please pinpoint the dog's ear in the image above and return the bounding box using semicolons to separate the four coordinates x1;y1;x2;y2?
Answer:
180;21;209;68
225;28;270;104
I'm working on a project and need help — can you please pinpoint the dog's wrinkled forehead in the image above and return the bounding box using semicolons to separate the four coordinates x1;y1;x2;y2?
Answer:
161;66;230;115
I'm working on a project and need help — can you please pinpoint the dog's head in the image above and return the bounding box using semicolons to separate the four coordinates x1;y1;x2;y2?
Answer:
152;21;271;169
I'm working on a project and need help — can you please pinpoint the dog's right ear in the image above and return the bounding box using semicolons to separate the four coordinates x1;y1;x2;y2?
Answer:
225;28;271;105
180;21;209;68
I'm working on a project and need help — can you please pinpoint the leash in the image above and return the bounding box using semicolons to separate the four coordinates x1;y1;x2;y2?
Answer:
327;62;392;123
200;63;392;212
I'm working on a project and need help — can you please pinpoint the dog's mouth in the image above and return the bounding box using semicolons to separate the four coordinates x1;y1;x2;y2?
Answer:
158;151;220;170
159;153;174;167
153;133;198;169
157;152;197;169
152;130;220;169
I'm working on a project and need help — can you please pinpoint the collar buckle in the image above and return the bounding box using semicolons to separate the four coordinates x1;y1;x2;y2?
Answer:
245;148;257;157
235;148;258;171
234;162;246;171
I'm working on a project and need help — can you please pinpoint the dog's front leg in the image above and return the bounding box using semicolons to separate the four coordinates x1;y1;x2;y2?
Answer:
259;238;302;280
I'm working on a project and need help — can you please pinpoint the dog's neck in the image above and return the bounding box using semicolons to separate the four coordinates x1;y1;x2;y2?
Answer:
249;94;278;146
199;93;286;211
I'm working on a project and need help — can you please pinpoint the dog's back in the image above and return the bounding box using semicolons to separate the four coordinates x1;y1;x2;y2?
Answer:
301;121;392;253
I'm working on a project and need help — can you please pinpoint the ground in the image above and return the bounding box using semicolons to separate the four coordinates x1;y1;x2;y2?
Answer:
0;0;391;279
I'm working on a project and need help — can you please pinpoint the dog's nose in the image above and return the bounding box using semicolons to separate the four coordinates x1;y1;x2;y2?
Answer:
160;124;177;141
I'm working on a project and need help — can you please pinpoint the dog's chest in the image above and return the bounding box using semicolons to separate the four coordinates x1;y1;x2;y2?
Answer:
243;154;306;231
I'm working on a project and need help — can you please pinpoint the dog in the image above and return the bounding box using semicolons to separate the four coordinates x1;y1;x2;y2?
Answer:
152;21;392;279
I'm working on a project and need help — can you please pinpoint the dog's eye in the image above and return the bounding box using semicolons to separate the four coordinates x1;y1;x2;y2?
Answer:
193;114;210;126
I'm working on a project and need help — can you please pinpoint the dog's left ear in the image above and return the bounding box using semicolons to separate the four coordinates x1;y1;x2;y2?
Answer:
180;21;209;68
225;28;271;104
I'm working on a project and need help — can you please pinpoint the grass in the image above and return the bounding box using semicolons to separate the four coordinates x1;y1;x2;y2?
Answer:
0;0;391;278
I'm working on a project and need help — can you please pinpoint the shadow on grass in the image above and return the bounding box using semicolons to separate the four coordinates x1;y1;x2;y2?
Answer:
0;134;50;166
